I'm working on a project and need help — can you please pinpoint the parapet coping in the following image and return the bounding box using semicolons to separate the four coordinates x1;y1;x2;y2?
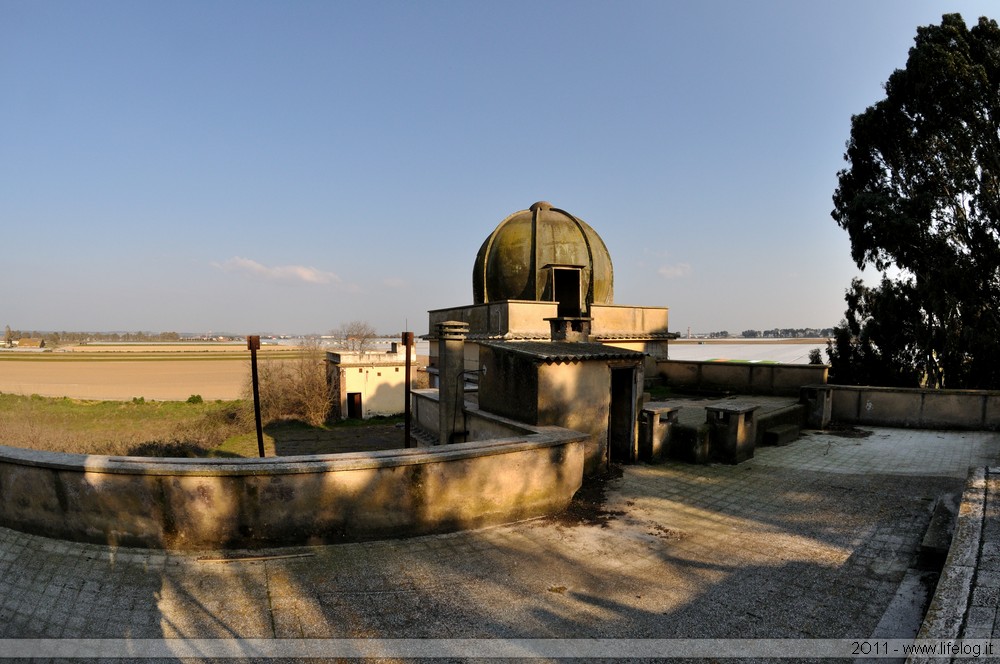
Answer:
0;427;587;478
661;358;826;369
818;384;1000;397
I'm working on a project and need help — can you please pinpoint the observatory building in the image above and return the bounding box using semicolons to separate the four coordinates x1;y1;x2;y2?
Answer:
428;201;675;375
425;202;677;474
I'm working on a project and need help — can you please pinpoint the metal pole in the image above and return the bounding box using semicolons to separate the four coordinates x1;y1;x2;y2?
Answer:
248;335;265;458
403;331;413;448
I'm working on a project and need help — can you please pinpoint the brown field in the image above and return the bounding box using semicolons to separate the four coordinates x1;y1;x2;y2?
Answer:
0;344;295;400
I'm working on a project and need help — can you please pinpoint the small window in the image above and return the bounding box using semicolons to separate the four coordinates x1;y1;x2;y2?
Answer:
377;372;382;377
358;368;363;373
395;367;399;372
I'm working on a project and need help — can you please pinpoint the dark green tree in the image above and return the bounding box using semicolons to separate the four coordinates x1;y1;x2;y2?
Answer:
831;13;1000;388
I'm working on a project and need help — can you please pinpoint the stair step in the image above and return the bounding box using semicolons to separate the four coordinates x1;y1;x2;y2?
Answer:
917;492;959;570
409;425;438;447
763;423;800;446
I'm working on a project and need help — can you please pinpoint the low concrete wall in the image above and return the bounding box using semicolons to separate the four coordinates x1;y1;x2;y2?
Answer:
826;385;1000;430
411;389;538;442
0;427;585;550
658;360;828;396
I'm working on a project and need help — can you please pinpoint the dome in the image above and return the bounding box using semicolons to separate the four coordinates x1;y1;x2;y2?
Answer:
473;202;614;310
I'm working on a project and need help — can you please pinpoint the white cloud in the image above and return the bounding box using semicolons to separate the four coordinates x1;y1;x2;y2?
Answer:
658;262;692;279
216;257;343;285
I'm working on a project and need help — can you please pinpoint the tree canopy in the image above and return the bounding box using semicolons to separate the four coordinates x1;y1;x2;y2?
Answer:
830;13;1000;389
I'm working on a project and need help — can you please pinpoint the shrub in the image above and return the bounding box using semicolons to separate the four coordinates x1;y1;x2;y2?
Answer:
186;394;204;404
246;339;331;427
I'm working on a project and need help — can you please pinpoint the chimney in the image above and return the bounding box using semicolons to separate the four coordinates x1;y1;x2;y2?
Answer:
436;321;469;444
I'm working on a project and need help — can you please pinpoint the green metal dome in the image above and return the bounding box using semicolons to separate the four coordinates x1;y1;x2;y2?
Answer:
472;202;614;309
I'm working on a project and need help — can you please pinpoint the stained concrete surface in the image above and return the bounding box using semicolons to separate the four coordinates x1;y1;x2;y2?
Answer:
1;427;998;663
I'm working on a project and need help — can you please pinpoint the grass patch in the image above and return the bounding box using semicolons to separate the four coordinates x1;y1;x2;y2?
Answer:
0;392;248;457
0;392;406;458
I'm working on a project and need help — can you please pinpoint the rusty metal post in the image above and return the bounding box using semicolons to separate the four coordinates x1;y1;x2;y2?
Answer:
402;331;413;448
247;335;265;458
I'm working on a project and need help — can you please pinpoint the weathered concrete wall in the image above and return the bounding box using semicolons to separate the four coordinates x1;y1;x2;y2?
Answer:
478;348;636;475
537;361;613;474
411;390;546;442
427;301;671;372
427;301;559;372
658;360;828;396
826;385;1000;430
590;304;669;336
0;429;585;550
477;346;540;424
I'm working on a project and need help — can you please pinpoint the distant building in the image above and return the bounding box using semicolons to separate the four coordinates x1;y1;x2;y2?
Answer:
326;345;415;420
15;338;45;349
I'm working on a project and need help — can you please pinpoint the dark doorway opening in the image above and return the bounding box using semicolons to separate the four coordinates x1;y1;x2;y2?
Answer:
347;392;362;419
553;268;582;318
608;368;636;463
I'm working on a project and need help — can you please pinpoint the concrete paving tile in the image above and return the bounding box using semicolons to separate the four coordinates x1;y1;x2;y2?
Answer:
966;605;997;628
0;427;995;646
269;607;301;637
972;585;1000;608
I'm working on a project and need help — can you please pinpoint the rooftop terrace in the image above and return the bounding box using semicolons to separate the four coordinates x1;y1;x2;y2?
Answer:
1;426;996;659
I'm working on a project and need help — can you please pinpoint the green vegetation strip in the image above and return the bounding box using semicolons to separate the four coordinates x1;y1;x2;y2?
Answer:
0;392;404;458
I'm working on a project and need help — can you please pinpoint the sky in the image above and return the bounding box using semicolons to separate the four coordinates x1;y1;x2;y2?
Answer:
3;1;997;336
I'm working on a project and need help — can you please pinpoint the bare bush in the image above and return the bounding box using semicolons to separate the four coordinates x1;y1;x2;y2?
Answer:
247;339;331;427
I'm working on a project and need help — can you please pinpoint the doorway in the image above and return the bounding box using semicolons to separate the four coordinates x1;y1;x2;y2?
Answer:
347;392;362;419
553;268;582;317
608;367;636;463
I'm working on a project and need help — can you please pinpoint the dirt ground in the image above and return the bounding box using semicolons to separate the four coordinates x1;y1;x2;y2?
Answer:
0;356;249;401
0;347;431;402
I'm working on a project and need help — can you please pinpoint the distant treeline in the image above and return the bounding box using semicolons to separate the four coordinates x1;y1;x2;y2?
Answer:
701;328;835;339
4;329;184;345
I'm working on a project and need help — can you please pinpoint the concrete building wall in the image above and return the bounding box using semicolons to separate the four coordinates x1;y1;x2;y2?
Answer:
427;300;670;373
478;345;643;475
339;365;406;418
590;304;669;336
477;346;540;423
428;301;557;339
537;361;613;473
327;351;410;419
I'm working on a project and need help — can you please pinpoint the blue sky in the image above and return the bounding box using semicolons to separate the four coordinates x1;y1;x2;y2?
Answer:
2;1;996;336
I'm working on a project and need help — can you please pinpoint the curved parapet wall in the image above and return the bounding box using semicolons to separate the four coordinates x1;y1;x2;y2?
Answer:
0;430;585;550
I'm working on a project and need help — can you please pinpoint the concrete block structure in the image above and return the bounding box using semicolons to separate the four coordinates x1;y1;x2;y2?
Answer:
478;340;645;475
326;346;413;420
421;202;674;476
